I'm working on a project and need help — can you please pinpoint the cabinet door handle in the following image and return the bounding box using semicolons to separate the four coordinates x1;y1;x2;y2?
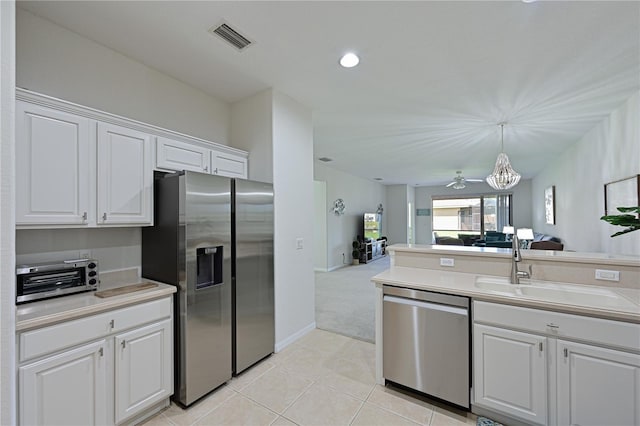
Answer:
214;168;218;174
539;342;543;352
121;340;126;349
102;213;107;221
82;212;87;221
564;348;568;358
547;323;559;329
204;165;208;172
109;319;115;329
99;347;104;357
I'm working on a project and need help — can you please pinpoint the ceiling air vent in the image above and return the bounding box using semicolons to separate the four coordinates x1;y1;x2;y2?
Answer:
318;157;333;162
209;22;253;51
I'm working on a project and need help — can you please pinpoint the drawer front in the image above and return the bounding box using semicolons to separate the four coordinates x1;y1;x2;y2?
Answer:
20;297;172;362
473;301;640;352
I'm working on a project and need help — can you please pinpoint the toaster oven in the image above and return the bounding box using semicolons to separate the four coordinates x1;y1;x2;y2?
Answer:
16;259;99;304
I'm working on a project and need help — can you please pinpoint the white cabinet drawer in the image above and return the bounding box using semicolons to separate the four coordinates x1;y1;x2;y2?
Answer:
19;297;172;362
473;301;640;353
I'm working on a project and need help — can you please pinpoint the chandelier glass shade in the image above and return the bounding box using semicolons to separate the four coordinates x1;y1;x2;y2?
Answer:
486;124;521;190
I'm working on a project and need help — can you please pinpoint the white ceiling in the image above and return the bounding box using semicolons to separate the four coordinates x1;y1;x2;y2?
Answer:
18;1;640;186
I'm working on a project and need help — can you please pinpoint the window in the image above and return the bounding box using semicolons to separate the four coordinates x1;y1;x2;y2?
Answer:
432;194;512;242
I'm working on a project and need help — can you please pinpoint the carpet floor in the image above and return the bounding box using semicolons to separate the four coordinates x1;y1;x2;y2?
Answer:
314;256;390;343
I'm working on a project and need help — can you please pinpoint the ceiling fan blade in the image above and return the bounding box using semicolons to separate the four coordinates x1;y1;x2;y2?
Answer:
445;182;455;187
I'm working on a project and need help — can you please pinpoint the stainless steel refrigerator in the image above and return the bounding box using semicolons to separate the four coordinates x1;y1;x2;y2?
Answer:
141;171;274;407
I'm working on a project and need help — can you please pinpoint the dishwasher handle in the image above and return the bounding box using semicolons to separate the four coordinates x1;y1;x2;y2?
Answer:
383;295;468;316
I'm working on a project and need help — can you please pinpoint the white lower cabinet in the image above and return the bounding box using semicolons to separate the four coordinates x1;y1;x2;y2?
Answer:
473;324;547;425
19;340;108;426
557;340;640;426
115;319;173;424
18;297;173;425
473;301;640;426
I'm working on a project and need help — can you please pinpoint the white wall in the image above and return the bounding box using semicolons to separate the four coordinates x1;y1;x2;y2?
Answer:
407;185;416;243
386;185;409;245
314;181;328;271
0;2;16;423
532;92;640;255
314;161;387;271
16;8;230;145
272;91;315;349
414;180;533;244
231;90;273;183
14;8;235;273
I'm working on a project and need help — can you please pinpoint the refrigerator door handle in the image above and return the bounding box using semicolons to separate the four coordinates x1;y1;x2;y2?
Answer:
196;246;223;290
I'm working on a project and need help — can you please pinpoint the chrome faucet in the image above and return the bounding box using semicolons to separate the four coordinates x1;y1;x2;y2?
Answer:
511;234;530;284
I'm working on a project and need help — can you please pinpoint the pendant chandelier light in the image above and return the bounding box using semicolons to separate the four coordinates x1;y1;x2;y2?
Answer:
486;123;521;190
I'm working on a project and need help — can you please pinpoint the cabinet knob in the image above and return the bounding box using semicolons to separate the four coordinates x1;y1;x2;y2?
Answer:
214;168;218;174
121;340;126;349
99;347;104;357
204;165;208;172
82;212;87;221
102;213;107;221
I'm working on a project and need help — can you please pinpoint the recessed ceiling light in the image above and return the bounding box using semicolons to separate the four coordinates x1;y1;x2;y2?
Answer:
339;53;359;68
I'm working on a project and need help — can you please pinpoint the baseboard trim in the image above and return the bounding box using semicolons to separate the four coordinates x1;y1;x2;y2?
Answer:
275;322;316;352
314;267;328;272
327;264;348;272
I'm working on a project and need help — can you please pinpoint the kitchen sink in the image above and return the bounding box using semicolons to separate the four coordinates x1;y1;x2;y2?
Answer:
474;276;637;310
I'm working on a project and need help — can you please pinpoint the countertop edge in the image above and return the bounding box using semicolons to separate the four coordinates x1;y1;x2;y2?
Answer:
16;285;176;332
372;270;640;324
388;244;640;267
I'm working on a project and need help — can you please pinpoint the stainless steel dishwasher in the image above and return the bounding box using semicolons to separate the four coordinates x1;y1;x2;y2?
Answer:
383;285;470;408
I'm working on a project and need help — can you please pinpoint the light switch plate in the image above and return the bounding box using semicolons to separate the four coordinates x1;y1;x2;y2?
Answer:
296;238;304;250
595;269;620;282
440;258;454;267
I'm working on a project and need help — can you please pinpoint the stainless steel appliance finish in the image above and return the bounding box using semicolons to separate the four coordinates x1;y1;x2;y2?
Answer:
382;285;470;408
16;259;99;304
233;179;274;374
142;171;274;406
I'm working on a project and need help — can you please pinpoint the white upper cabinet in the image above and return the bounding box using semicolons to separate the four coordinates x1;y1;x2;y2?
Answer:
16;89;249;228
211;149;248;178
97;122;152;225
156;136;211;173
16;102;91;226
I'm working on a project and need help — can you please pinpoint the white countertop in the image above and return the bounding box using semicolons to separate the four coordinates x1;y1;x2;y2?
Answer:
16;280;176;332
389;244;640;267
372;266;640;323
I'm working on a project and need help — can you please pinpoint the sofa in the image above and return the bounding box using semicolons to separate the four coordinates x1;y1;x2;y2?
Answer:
473;231;563;250
473;231;511;248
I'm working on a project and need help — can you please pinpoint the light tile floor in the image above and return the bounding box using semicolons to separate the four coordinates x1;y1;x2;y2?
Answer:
143;329;477;426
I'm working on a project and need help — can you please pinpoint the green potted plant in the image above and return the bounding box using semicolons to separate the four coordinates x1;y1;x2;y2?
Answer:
600;206;640;237
352;240;361;265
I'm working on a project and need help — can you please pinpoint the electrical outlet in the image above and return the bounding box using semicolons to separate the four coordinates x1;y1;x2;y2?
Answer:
595;269;620;282
440;258;454;267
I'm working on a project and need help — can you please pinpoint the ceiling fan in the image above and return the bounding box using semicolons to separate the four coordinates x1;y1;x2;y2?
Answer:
445;171;483;190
